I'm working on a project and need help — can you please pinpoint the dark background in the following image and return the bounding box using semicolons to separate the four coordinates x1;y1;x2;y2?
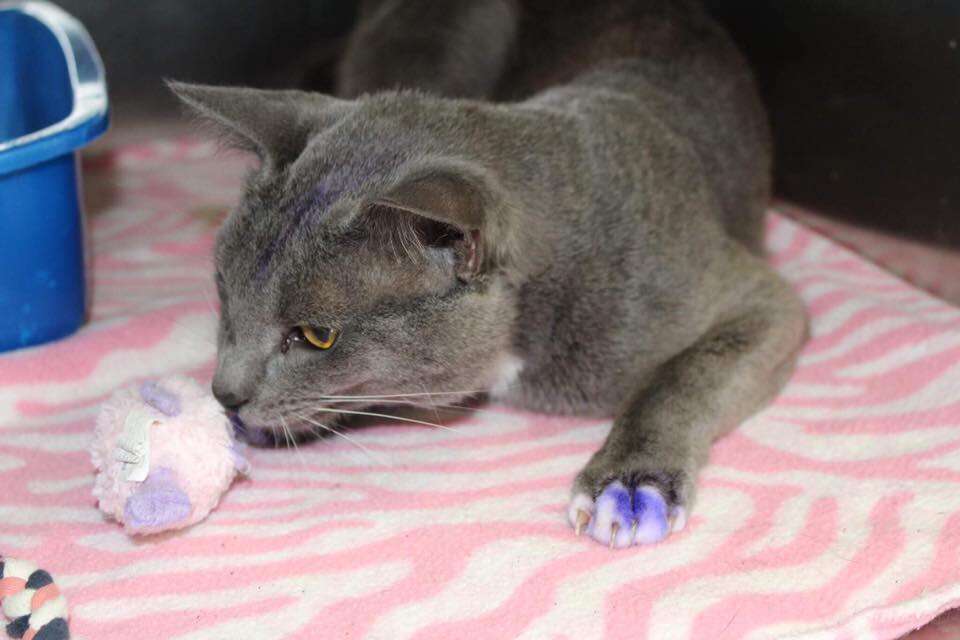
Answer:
708;0;960;249
59;0;960;252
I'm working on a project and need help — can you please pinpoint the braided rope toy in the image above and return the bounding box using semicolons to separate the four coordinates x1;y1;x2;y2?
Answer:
0;558;68;640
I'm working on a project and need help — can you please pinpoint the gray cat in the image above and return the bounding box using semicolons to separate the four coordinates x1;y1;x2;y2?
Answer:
170;0;808;549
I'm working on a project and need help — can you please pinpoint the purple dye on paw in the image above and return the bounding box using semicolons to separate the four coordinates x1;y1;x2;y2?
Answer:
612;485;634;521
592;481;638;547
633;486;670;544
124;467;191;531
139;381;182;416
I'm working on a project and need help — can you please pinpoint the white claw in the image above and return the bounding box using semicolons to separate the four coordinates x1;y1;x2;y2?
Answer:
575;510;591;536
567;492;594;533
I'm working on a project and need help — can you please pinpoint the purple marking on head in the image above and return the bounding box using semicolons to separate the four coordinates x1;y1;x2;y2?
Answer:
254;179;344;281
251;153;400;282
139;381;182;416
124;467;191;532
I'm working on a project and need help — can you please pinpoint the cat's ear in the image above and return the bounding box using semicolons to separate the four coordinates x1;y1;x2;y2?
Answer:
368;167;493;280
167;81;347;170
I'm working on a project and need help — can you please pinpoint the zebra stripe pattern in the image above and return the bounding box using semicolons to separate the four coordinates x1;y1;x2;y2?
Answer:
0;138;958;639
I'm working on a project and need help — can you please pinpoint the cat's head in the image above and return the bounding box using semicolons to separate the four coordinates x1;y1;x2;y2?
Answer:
170;82;520;437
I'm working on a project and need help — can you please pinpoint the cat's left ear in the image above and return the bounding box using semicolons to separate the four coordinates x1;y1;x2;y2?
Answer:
167;81;348;171
368;165;498;280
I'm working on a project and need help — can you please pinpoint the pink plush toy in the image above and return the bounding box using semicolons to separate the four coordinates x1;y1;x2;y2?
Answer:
91;376;250;535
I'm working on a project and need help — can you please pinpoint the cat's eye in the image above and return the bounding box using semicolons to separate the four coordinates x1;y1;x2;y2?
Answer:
285;325;339;352
301;326;338;349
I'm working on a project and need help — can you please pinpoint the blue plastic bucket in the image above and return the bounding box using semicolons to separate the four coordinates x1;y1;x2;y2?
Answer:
0;1;108;351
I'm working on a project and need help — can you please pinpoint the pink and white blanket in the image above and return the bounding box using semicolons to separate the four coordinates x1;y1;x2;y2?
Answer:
2;139;960;640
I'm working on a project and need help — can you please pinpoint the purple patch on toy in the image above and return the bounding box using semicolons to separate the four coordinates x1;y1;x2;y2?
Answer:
139;381;181;416
124;467;191;531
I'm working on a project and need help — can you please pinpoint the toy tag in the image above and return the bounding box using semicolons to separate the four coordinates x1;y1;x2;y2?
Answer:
116;406;156;482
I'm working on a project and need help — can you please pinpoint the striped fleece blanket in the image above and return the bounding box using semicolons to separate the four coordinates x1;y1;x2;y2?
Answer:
1;139;960;640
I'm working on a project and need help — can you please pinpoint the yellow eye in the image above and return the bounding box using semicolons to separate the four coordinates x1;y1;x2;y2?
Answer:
300;326;339;350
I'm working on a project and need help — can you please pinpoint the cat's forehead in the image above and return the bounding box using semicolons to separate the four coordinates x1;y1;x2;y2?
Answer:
214;98;440;291
215;181;453;321
275;244;453;322
215;163;368;282
216;223;453;330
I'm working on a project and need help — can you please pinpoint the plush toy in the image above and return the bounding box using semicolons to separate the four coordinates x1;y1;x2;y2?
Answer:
91;376;250;535
0;556;69;640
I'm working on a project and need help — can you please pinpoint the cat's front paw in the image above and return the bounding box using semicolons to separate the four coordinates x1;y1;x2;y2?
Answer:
567;472;689;549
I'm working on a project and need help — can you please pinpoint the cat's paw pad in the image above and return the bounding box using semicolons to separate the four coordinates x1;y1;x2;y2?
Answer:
567;480;687;549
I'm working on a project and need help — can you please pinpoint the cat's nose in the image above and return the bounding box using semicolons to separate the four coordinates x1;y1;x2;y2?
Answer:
212;382;249;412
213;346;259;412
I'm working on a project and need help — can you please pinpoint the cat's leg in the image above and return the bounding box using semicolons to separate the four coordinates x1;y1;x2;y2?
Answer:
569;259;807;548
337;0;519;99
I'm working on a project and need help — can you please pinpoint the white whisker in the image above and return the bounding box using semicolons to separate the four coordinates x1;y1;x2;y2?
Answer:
318;390;484;401
292;412;389;467
279;414;306;468
308;406;462;433
278;416;291;449
420;382;443;425
319;397;502;416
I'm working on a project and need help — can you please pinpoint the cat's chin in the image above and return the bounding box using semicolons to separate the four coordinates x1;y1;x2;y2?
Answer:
235;422;331;448
229;412;274;447
228;412;316;448
232;406;360;448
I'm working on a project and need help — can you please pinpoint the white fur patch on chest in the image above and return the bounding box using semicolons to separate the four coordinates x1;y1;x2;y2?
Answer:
489;354;524;399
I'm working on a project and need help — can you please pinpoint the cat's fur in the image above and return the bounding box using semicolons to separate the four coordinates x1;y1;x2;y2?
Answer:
170;0;808;548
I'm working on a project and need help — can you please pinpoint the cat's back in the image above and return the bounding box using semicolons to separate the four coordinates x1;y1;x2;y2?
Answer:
503;0;772;252
339;0;771;250
498;0;720;100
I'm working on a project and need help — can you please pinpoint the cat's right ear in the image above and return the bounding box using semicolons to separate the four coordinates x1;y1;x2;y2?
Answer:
167;81;348;171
